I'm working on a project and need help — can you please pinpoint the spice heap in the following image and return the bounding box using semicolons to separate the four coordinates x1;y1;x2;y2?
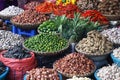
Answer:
0;62;6;75
0;5;24;16
3;45;31;59
12;10;49;24
77;0;98;11
0;30;24;50
97;0;120;15
97;64;120;80
81;10;109;25
54;53;95;76
76;30;113;55
24;33;68;53
24;1;40;10
113;47;120;59
67;76;91;80
101;28;120;44
26;67;60;80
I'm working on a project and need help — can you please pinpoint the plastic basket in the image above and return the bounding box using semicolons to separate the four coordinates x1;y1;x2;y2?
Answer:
0;67;9;80
94;69;101;80
111;53;120;67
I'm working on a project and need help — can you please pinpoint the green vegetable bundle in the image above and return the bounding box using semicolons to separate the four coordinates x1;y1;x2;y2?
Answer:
24;33;68;54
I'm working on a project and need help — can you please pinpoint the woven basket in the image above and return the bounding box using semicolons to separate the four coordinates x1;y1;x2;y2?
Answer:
23;42;69;56
104;15;120;21
75;46;113;61
53;63;96;78
10;19;41;30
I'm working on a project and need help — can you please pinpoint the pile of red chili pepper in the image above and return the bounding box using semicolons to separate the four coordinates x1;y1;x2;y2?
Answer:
36;2;55;14
36;2;81;18
53;3;81;18
81;10;109;25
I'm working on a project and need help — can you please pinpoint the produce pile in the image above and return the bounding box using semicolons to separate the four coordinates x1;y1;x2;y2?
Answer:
36;2;80;18
77;0;98;11
97;64;120;80
54;53;95;76
26;67;60;80
67;76;91;80
24;33;68;53
97;0;120;15
0;62;6;75
3;45;31;59
11;10;49;24
24;1;40;10
101;28;120;44
76;30;113;55
81;10;109;25
0;5;24;16
0;30;24;50
112;47;120;59
38;20;59;34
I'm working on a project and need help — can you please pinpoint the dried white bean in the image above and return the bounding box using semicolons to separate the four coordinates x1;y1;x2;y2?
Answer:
101;28;120;44
97;64;120;80
0;5;24;16
0;30;24;49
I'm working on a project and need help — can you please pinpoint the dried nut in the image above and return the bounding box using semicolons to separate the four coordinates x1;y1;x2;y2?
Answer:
97;0;120;15
12;10;49;24
0;30;24;50
113;47;120;59
76;30;113;55
101;28;120;44
0;5;24;16
26;67;60;80
54;53;95;76
24;1;40;10
97;64;120;80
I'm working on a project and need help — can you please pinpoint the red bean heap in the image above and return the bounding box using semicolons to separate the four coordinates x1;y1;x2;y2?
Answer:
54;53;95;76
12;10;49;24
26;67;60;80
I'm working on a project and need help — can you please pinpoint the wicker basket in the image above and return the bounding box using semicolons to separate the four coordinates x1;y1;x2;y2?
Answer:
75;46;113;61
53;63;96;78
10;19;41;30
104;15;120;21
23;42;69;56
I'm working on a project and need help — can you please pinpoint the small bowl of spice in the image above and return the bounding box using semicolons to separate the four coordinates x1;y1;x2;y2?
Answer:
111;47;120;66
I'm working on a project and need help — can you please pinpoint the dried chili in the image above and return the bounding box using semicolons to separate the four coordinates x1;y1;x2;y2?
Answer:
81;10;109;25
